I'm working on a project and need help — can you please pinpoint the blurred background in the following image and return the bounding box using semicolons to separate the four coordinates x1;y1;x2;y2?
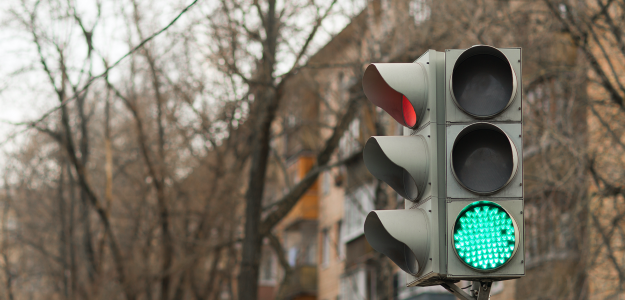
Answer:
0;0;623;299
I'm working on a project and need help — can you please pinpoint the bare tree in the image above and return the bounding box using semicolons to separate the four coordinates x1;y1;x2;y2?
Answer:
2;0;369;299
5;0;622;299
542;0;625;298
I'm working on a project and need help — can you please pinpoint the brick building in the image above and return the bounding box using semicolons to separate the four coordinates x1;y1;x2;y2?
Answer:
260;0;523;299
260;0;521;299
256;0;618;298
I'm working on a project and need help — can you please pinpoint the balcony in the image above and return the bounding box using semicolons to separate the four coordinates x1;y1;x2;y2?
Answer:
280;265;318;300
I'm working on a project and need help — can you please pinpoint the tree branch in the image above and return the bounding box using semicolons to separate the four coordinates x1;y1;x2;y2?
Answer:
259;93;363;234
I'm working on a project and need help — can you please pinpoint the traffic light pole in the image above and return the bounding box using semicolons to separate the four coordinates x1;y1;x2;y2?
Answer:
441;281;492;300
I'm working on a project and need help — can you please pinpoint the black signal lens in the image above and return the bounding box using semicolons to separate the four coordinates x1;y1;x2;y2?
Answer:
451;46;516;118
451;123;518;194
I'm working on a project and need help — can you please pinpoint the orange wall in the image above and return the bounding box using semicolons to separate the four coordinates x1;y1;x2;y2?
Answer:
282;155;319;226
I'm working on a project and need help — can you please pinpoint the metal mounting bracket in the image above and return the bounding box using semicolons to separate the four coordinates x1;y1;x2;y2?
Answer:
440;281;493;300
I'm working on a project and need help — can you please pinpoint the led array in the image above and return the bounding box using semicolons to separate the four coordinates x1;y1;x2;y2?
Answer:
453;201;515;270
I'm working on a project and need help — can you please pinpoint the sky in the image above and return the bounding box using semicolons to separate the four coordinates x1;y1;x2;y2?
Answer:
0;0;366;173
0;0;203;172
0;0;127;153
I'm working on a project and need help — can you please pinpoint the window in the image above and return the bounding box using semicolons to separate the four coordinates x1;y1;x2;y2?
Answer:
259;249;276;285
396;193;405;209
409;0;431;25
305;240;317;265
322;171;331;195
5;216;17;231
345;235;372;267
336;220;345;260
393;272;399;300
322;228;330;267
338;119;362;159
339;266;367;300
288;164;300;185
261;253;274;281
558;3;567;18
395;117;404;135
288;247;298;267
344;184;375;242
396;271;455;300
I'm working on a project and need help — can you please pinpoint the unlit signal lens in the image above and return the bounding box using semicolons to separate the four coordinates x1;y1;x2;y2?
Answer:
451;124;518;194
450;46;517;118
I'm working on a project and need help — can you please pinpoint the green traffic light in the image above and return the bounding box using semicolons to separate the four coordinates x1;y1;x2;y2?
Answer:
453;201;517;270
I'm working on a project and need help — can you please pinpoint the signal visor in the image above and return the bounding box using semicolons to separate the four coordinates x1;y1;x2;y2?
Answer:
364;136;430;201
362;63;429;129
364;209;430;276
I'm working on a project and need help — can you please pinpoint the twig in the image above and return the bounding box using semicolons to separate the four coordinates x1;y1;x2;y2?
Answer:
4;0;200;129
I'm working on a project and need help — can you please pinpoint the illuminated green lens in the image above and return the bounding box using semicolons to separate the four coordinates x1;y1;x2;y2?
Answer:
453;201;516;270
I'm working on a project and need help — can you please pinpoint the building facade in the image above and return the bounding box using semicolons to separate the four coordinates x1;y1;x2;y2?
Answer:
259;0;623;299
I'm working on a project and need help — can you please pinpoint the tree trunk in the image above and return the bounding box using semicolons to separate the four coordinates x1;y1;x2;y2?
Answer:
238;87;279;300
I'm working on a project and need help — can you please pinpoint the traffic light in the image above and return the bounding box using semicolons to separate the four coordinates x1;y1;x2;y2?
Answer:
445;46;524;283
361;45;524;297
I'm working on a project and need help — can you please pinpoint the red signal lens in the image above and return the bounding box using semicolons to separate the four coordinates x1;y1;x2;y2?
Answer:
402;95;417;128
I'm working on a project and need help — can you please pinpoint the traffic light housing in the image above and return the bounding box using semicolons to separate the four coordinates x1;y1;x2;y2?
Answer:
444;46;524;283
363;50;447;282
361;45;524;294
